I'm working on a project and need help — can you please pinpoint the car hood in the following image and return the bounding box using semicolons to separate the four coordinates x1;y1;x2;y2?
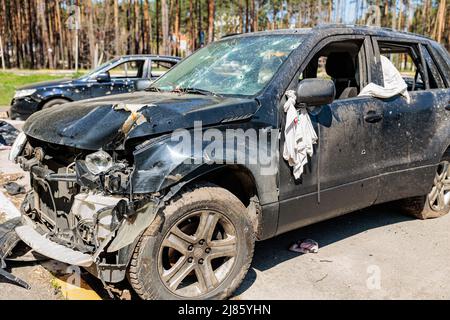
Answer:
19;79;75;90
23;91;260;150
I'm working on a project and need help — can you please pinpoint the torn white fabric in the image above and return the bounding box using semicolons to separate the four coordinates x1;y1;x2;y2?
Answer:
283;90;318;179
358;55;411;103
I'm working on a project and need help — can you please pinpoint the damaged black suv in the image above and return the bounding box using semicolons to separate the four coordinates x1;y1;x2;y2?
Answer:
4;25;450;299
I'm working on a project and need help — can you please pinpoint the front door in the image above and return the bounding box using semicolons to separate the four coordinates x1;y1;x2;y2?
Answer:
90;59;147;97
277;36;383;234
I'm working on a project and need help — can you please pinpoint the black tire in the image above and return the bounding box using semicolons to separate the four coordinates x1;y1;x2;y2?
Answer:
400;154;450;219
41;98;69;110
127;184;255;300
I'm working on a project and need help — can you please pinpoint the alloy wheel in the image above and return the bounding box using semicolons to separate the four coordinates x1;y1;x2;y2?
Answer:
158;210;237;298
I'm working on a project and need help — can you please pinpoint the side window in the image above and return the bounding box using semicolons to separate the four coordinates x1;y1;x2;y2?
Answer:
421;45;445;89
151;60;176;78
300;39;366;100
377;42;425;91
108;60;145;79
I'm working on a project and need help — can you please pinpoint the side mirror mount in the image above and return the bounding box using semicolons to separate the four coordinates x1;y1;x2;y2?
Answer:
135;79;153;91
297;78;335;107
95;72;111;83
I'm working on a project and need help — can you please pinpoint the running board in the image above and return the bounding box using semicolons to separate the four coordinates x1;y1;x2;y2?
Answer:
15;225;94;267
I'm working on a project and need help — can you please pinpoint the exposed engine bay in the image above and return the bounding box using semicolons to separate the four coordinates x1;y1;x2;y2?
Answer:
11;135;161;282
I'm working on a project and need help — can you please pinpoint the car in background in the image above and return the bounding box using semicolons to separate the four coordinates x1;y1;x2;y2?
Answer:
9;55;180;120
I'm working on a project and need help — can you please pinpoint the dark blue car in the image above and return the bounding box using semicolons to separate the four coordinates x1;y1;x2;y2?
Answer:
9;55;180;120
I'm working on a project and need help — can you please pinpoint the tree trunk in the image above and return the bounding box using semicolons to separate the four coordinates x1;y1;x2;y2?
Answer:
134;0;140;53
239;0;244;32
156;0;160;54
251;0;257;31
435;0;446;43
207;0;215;43
37;0;53;68
114;0;120;55
86;0;96;68
391;0;397;30
143;0;152;53
0;35;5;70
161;0;170;55
189;0;195;52
197;0;202;47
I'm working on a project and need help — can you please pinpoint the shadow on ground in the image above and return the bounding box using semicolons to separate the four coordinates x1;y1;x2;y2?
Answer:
234;203;413;296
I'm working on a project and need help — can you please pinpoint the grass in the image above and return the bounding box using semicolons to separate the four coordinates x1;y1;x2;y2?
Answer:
0;70;86;106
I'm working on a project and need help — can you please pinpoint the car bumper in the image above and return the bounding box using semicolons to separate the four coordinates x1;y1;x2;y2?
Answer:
9;97;40;120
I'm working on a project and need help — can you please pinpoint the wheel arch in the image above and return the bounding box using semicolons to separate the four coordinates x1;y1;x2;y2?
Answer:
178;164;269;239
38;95;72;110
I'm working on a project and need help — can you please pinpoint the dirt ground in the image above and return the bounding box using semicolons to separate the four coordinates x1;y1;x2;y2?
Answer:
1;120;449;300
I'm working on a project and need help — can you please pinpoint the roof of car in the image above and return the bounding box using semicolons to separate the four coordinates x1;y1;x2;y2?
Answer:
223;24;433;43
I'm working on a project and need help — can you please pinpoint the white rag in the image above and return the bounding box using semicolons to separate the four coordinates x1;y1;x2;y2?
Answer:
358;55;411;103
283;90;318;179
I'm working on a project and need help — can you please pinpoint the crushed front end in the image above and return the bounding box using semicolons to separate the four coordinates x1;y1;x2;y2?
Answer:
10;133;160;283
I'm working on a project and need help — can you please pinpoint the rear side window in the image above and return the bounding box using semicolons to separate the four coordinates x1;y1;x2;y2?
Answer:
421;45;445;88
427;44;450;88
151;60;176;77
377;41;426;91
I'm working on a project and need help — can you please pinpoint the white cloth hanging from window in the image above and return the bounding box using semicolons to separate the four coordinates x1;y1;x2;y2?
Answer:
283;90;318;179
358;55;411;103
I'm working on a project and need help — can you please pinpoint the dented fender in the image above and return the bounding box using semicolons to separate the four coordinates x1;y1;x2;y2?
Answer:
131;125;280;205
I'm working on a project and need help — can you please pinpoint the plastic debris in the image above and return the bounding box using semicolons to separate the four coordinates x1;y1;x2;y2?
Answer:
3;182;26;196
289;239;319;254
0;121;19;147
0;217;31;290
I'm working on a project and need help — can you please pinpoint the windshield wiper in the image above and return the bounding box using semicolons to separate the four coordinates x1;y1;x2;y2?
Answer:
175;87;221;97
145;86;161;92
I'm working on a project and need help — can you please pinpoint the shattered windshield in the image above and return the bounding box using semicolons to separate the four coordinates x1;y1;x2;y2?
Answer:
152;35;304;96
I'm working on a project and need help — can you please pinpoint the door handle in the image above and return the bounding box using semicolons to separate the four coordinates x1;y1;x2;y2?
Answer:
364;111;383;123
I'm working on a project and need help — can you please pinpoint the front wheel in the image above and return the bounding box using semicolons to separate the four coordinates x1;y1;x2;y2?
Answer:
127;184;255;300
41;98;69;110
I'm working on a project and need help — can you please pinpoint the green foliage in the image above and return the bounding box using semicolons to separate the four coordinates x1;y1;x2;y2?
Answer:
0;72;68;105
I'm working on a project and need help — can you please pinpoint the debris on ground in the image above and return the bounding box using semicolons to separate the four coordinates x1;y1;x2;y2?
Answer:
0;172;26;208
289;239;319;254
3;182;26;196
0;172;24;186
0;218;31;289
0;121;19;147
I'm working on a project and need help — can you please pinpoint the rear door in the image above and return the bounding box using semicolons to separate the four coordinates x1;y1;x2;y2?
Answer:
371;38;448;203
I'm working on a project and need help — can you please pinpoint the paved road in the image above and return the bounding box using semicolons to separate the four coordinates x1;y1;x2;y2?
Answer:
235;205;450;300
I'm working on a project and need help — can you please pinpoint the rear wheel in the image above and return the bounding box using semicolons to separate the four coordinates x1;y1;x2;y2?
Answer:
127;184;255;300
400;159;450;219
41;98;69;110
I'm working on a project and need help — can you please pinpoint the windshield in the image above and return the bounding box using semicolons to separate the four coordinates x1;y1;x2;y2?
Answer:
81;57;121;79
152;35;304;96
